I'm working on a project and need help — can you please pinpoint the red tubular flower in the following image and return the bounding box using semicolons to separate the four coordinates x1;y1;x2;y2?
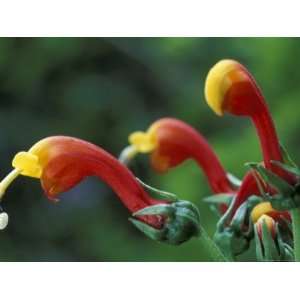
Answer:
120;118;235;195
205;59;294;183
0;136;163;227
204;59;296;219
0;136;200;244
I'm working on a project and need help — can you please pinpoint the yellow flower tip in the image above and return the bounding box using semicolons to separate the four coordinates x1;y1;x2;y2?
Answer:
129;128;158;154
12;151;42;178
204;59;247;116
251;202;275;223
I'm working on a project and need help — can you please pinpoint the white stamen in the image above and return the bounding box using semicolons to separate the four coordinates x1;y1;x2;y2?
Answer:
0;212;9;230
0;169;21;201
118;145;138;165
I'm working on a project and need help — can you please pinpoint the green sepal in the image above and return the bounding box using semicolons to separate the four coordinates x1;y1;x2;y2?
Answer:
280;144;298;167
213;229;235;261
246;162;294;196
203;193;234;217
277;223;294;261
230;202;248;232
271;160;300;177
227;173;242;188
136;178;178;202
268;194;300;211
214;194;262;260
254;226;264;261
247;166;270;199
261;220;279;261
282;245;294;261
214;228;249;260
203;193;234;205
254;220;279;262
131;200;200;245
133;204;175;217
129;218;164;241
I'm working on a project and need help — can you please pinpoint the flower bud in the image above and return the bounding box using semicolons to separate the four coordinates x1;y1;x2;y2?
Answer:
255;214;276;239
251;202;275;223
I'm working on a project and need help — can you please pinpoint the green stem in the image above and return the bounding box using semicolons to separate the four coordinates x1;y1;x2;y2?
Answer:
198;227;229;262
291;208;300;261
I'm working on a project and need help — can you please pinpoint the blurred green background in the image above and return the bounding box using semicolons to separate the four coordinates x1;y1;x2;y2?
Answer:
0;38;298;261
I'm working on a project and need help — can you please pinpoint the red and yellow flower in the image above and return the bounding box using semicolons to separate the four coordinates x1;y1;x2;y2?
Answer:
205;59;294;182
204;59;296;219
0;136;200;244
121;118;235;195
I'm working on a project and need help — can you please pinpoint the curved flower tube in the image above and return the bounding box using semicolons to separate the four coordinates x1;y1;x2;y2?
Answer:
120;118;235;195
204;59;296;220
0;136;200;245
205;59;294;183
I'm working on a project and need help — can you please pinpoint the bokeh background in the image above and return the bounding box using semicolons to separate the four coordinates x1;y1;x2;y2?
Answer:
0;38;299;261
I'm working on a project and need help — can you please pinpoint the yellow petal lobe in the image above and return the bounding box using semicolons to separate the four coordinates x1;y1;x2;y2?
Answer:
128;123;159;153
12;151;42;178
251;202;275;223
204;59;247;116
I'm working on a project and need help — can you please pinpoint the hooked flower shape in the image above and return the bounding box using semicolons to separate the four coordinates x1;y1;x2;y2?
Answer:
204;59;296;220
205;59;294;181
0;136;200;245
120;118;235;195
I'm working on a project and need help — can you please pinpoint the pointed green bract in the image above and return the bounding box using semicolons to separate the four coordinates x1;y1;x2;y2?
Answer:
130;199;201;245
254;227;264;261
136;177;178;202
246;162;294;196
280;144;298;168
227;172;242;188
133;204;175;217
261;220;279;261
230;202;248;231
129;218;164;241
271;160;300;177
203;193;234;205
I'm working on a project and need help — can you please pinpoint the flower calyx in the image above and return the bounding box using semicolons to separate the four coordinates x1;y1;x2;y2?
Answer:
246;160;300;211
129;179;200;245
254;215;294;262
